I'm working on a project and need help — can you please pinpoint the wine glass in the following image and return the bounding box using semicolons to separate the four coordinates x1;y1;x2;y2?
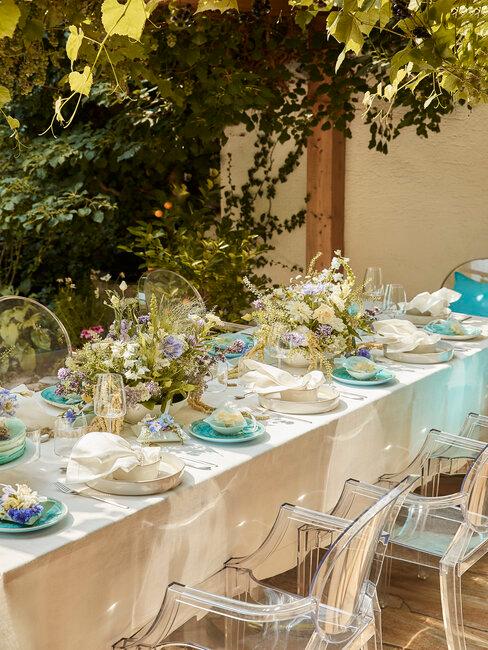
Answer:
383;284;407;318
205;360;228;394
53;411;87;461
363;267;384;310
93;373;127;433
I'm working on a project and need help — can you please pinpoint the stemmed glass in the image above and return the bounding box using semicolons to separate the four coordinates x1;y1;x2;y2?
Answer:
383;283;407;318
205;360;228;394
93;373;127;433
363;267;384;310
53;411;88;461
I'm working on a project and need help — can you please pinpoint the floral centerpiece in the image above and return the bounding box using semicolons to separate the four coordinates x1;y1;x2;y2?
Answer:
56;289;219;417
245;252;374;369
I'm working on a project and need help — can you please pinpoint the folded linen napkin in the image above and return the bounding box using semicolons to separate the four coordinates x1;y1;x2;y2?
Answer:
239;359;326;395
405;288;461;317
66;431;161;485
373;319;441;353
12;385;60;431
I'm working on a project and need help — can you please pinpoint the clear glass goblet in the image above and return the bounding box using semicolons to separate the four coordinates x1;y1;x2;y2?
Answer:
93;373;127;433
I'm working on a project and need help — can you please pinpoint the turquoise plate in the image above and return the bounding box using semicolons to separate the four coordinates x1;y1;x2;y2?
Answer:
0;498;68;534
208;333;255;359
40;385;83;409
189;418;265;443
0;442;26;465
332;367;395;386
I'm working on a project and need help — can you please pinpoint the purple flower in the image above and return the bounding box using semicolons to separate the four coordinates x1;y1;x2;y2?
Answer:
57;367;70;380
161;335;184;359
226;339;246;354
138;315;150;325
357;348;372;359
6;504;43;525
119;319;130;341
0;389;18;417
251;299;264;310
147;413;175;434
300;283;326;296
282;331;307;348
316;324;333;339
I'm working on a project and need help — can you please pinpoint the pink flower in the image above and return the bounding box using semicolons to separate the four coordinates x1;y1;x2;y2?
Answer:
80;325;104;341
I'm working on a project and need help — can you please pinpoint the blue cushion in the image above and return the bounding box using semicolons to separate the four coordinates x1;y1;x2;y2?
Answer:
451;272;488;317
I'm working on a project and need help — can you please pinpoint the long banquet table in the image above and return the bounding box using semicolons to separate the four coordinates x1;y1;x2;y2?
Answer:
1;325;488;650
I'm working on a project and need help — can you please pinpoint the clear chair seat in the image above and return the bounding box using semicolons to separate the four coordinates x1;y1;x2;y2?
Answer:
390;504;488;566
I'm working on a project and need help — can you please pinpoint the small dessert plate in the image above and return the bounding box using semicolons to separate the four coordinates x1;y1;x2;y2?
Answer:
0;498;68;534
423;323;482;341
258;385;340;415
208;333;255;359
87;454;185;496
332;367;395;387
384;341;454;364
189;419;265;443
40;385;83;410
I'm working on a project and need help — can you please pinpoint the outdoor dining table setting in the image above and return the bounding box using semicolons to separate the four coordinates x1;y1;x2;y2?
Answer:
0;259;487;650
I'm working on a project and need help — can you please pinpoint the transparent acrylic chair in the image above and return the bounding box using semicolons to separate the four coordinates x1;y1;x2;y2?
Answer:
336;446;488;650
379;412;488;497
0;296;72;389
138;269;206;316
114;476;417;650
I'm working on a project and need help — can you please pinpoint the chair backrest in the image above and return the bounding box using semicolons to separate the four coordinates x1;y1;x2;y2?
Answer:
0;296;71;388
460;445;488;533
459;413;488;442
309;475;417;642
442;258;488;288
139;269;205;315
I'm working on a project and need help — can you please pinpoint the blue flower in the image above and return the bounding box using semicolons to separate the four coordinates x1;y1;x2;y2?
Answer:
138;315;150;325
300;283;325;296
63;409;77;425
356;348;372;359
348;303;360;316
6;504;43;525
161;335;184;359
0;389;18;417
146;413;175;434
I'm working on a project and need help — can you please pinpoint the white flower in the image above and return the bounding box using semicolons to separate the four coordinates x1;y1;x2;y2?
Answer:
330;291;345;311
286;301;313;323
313;305;336;324
119;280;128;292
329;316;346;332
100;273;111;281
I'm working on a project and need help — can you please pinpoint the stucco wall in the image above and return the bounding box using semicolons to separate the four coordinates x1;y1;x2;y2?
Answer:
345;104;488;296
222;105;488;293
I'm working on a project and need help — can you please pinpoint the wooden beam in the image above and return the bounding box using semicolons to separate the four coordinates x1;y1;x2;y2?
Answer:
306;92;346;269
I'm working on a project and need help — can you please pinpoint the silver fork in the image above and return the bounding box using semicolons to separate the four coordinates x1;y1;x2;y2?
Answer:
55;481;130;509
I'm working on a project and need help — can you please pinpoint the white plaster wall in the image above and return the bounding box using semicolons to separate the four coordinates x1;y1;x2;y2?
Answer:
345;104;488;297
222;105;488;293
221;124;306;285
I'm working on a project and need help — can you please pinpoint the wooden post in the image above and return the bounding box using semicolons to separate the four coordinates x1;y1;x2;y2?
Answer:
306;89;346;269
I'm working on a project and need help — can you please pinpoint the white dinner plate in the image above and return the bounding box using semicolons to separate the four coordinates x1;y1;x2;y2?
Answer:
423;324;482;341
258;386;340;415
384;341;454;364
87;454;185;496
403;312;470;326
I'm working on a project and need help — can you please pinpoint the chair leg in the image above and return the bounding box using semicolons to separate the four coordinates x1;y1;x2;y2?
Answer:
440;563;467;650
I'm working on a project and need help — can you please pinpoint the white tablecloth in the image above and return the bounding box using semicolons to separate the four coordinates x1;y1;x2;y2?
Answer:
1;326;488;650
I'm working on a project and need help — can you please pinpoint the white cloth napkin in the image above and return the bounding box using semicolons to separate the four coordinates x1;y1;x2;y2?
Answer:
373;319;441;353
240;359;326;395
66;431;161;485
405;288;461;317
12;384;60;431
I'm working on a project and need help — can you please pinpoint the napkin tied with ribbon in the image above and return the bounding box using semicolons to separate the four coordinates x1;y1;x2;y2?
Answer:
240;359;326;395
373;319;441;353
66;431;160;485
405;288;460;317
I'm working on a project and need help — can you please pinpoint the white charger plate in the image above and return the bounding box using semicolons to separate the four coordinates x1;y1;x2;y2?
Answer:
404;312;470;326
87;454;185;496
259;386;340;415
384;341;454;364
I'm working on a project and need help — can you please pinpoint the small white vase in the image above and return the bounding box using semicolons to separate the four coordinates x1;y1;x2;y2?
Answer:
125;403;161;425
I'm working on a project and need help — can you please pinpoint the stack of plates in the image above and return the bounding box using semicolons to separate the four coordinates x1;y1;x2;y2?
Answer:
384;341;454;364
258;385;340;415
87;454;185;496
